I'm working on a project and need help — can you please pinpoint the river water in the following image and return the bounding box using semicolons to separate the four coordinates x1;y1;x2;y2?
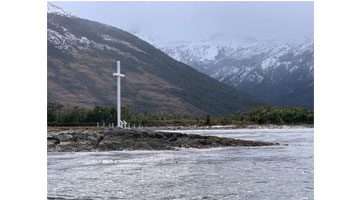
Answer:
48;128;313;200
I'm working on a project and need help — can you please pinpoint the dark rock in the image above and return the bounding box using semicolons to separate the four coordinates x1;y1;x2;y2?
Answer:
47;129;278;152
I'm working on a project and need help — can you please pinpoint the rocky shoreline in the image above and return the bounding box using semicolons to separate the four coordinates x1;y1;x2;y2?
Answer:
48;129;279;152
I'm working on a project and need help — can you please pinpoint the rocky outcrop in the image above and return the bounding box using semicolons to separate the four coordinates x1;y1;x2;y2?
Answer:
47;129;278;152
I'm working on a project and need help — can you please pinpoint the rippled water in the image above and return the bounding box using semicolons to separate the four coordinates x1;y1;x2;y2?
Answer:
48;128;313;200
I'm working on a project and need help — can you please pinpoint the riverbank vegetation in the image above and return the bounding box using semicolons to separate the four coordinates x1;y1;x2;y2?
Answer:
47;102;313;126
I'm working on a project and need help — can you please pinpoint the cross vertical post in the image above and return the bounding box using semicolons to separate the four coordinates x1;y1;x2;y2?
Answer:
113;61;125;128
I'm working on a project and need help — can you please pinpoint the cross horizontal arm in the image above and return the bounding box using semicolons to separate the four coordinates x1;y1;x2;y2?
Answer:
113;73;125;77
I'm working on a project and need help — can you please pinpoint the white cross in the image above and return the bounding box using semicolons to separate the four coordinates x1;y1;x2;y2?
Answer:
113;61;125;128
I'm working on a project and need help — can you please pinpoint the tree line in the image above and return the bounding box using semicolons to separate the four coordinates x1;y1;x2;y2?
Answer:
48;102;313;126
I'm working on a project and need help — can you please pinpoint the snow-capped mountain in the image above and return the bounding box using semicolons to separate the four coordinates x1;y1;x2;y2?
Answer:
47;3;266;116
137;34;314;108
47;3;75;18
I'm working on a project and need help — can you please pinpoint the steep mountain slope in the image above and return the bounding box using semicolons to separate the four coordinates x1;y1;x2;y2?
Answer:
47;3;265;116
140;34;314;108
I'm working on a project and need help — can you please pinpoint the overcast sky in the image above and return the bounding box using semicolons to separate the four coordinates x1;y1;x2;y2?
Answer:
51;1;313;42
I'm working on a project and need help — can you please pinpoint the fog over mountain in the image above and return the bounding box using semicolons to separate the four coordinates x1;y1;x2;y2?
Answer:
51;1;313;42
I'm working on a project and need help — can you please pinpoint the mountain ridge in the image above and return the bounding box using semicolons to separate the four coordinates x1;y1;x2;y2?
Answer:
47;3;266;116
137;33;314;108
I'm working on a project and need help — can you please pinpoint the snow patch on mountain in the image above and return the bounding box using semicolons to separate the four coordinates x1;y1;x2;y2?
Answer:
101;34;146;54
48;3;75;18
261;58;278;71
47;24;148;64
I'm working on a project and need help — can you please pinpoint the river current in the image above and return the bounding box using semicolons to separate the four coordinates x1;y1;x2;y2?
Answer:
48;128;313;200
